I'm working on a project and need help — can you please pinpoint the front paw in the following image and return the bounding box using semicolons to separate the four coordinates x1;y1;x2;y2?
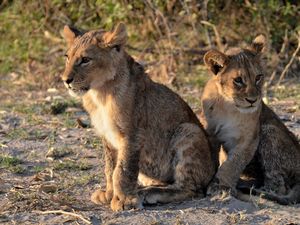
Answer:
91;189;113;205
207;178;221;196
207;178;237;200
110;194;143;211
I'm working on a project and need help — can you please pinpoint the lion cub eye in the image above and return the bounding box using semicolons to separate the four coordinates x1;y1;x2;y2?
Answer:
80;57;92;66
233;77;244;87
255;74;263;84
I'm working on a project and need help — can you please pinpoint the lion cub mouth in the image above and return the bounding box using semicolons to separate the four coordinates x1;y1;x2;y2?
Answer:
236;104;259;113
234;99;261;113
67;86;90;97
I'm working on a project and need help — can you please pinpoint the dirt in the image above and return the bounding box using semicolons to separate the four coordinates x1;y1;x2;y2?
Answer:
0;86;299;225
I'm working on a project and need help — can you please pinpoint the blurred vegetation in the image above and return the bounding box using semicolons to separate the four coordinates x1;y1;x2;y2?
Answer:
0;154;25;174
0;0;299;91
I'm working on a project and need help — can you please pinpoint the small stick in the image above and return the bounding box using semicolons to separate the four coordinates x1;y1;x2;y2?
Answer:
276;32;300;87
267;29;288;87
76;118;90;128
34;210;91;224
200;20;224;51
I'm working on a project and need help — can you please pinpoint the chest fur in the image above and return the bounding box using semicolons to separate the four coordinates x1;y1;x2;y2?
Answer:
93;107;121;148
204;102;257;150
84;91;123;150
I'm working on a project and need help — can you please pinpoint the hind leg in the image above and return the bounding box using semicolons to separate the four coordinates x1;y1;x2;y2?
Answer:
258;124;295;195
138;172;167;187
263;171;287;194
139;123;215;204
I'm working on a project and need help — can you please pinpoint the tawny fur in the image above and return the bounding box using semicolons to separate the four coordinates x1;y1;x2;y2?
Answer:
200;35;300;204
62;23;215;211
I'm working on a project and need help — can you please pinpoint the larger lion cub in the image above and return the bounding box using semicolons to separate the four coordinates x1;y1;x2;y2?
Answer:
201;35;300;204
61;23;215;211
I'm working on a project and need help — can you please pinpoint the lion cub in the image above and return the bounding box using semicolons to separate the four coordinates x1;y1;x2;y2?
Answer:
201;35;300;204
61;23;215;211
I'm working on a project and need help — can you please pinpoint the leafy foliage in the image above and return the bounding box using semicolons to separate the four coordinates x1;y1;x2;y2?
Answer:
0;0;299;88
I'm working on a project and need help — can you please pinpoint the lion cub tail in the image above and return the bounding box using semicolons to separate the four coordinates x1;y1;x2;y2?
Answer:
257;184;300;205
237;184;300;205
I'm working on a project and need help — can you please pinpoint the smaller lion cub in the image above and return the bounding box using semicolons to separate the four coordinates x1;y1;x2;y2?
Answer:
61;23;215;211
201;35;300;204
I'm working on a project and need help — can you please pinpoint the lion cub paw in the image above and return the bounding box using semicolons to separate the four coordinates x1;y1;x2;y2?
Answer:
110;195;143;211
209;189;234;202
207;179;236;201
91;189;113;205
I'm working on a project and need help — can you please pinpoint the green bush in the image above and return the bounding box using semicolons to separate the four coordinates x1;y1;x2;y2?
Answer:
0;0;299;87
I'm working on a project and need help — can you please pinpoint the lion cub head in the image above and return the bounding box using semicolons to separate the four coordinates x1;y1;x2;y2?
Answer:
61;23;127;97
204;35;266;113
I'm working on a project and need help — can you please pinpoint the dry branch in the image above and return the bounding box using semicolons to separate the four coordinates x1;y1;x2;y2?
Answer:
267;29;289;87
127;45;207;56
200;20;224;51
34;210;91;224
276;32;300;86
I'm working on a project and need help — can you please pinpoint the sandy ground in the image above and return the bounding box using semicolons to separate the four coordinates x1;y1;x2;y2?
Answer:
0;88;299;225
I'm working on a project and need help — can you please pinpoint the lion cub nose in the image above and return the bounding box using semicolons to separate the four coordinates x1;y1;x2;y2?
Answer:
65;78;74;85
245;97;257;104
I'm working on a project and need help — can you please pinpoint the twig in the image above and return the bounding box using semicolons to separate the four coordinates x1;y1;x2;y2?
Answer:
76;118;90;128
276;32;300;87
200;20;224;51
143;0;163;38
127;45;207;56
267;29;288;87
34;210;91;224
180;0;198;36
44;31;63;43
280;29;289;54
200;0;212;48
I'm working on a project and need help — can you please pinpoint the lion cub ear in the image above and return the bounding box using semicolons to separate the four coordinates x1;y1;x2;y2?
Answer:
103;22;127;47
204;49;229;75
63;25;81;47
250;34;266;55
